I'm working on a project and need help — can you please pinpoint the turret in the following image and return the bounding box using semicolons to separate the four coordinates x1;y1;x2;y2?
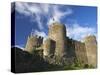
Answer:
83;35;97;67
25;32;43;54
48;22;67;58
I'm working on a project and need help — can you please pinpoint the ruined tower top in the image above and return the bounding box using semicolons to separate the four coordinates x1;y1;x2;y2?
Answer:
83;35;97;43
25;31;43;54
48;22;66;40
83;35;97;67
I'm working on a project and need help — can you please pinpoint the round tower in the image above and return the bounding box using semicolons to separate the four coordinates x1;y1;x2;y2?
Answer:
25;35;38;54
83;35;97;67
48;22;67;58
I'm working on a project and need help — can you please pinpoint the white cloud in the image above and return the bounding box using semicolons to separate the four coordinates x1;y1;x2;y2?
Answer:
47;5;72;25
67;23;96;41
35;14;44;30
15;2;73;30
16;2;31;16
33;30;47;38
12;45;25;50
16;2;42;15
53;6;72;22
40;4;50;14
47;17;55;26
15;2;50;30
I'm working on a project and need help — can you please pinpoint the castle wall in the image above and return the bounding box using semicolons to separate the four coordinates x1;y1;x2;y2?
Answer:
65;37;76;64
48;22;67;58
66;37;88;65
74;40;88;64
84;36;97;67
66;37;76;58
43;38;55;57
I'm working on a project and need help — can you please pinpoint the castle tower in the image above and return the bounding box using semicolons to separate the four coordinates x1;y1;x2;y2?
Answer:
25;32;43;54
25;35;38;54
83;35;97;67
48;22;67;58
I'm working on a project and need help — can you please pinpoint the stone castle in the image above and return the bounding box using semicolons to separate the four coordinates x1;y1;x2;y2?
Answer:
25;22;97;67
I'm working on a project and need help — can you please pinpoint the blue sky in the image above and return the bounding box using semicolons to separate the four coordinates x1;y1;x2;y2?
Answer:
13;2;97;48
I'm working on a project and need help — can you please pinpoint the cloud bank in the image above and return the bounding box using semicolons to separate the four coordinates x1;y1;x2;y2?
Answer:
67;23;97;41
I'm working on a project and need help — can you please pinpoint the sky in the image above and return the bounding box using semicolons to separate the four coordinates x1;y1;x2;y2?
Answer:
12;2;97;48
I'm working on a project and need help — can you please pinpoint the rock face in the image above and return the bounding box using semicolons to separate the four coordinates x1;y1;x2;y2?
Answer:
84;36;97;67
25;22;97;67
